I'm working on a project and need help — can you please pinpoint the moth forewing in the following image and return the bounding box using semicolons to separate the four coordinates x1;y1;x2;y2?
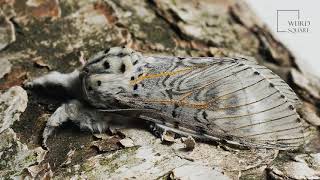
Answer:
116;55;308;150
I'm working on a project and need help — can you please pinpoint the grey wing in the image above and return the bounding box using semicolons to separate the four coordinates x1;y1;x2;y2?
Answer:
117;56;308;150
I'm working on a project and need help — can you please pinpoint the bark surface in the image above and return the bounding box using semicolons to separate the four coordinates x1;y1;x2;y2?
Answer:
0;0;320;179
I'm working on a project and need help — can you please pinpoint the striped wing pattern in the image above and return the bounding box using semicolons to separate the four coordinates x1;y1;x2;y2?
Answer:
118;56;307;150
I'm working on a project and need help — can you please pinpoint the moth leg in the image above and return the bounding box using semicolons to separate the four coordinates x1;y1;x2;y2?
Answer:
69;102;127;133
43;100;93;147
43;100;97;147
148;122;178;141
43;100;134;148
25;70;81;97
148;122;165;138
78;112;135;134
42;103;70;148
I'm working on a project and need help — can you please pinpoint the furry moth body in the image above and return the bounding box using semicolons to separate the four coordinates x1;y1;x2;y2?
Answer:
27;47;308;150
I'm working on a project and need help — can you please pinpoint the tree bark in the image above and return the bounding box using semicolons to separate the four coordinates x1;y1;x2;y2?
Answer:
0;0;319;179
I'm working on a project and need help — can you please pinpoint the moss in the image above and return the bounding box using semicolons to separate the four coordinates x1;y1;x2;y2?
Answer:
0;139;38;179
104;148;140;173
21;151;37;166
171;0;177;6
0;141;19;170
66;146;142;176
81;162;95;172
99;146;139;167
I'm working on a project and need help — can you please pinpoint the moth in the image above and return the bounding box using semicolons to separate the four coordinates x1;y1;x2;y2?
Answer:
26;47;309;150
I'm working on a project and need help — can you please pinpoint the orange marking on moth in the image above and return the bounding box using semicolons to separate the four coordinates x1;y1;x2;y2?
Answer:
179;92;193;101
130;68;193;85
142;99;209;109
130;65;212;109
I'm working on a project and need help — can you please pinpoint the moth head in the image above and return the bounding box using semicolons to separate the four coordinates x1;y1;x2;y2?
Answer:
80;47;141;107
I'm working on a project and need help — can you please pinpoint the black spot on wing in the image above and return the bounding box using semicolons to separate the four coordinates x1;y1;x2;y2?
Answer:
120;63;126;73
133;84;138;90
103;61;110;69
104;47;110;53
118;53;126;57
254;71;260;75
202;111;208;120
295;118;301;123
288;105;295;110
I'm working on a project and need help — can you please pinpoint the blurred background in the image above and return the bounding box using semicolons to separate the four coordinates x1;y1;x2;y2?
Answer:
246;0;320;77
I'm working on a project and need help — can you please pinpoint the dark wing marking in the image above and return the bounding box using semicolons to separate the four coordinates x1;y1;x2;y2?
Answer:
250;64;301;107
